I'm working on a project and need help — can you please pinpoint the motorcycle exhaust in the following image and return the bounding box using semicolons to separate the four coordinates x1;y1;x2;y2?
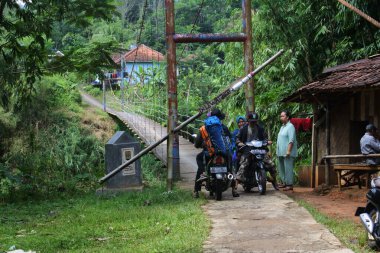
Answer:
227;174;234;180
360;213;374;234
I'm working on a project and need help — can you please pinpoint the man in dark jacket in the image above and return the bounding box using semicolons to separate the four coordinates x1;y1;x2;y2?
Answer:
236;112;278;190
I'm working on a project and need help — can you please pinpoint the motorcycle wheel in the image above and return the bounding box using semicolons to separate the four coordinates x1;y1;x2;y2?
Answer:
368;209;380;247
215;180;223;201
257;169;267;195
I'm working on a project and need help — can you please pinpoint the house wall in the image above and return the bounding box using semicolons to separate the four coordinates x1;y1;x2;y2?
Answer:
316;99;350;164
124;62;160;85
315;90;380;164
316;90;380;162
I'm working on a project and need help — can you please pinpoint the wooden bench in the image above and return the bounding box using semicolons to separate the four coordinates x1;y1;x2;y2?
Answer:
331;163;380;189
323;154;380;190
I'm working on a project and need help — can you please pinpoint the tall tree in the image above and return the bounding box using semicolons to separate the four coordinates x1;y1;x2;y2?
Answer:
0;0;116;108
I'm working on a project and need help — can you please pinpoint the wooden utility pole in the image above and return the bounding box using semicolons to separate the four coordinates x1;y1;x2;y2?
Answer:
242;0;254;114
165;0;180;191
164;0;255;191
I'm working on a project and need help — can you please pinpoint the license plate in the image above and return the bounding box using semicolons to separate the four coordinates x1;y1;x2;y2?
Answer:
210;167;227;173
250;149;266;155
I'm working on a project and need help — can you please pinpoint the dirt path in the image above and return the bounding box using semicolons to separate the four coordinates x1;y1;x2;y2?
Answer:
202;187;353;253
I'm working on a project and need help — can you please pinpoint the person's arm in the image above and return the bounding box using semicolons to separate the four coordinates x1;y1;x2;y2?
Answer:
370;137;380;153
194;130;203;149
286;143;294;157
236;128;245;147
286;124;296;157
223;125;231;138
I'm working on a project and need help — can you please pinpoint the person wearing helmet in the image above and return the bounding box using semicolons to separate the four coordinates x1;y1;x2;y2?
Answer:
360;124;380;165
235;112;278;190
193;108;239;198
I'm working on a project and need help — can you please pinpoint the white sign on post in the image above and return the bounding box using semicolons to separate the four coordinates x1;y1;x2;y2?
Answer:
121;147;136;176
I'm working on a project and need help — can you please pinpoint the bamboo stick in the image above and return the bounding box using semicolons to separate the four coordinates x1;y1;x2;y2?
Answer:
337;0;380;29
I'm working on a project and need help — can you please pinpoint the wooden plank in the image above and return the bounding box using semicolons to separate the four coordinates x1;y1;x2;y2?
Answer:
350;97;355;121
370;92;375;116
360;92;366;121
324;154;380;159
337;171;341;190
311;105;317;188
332;165;380;171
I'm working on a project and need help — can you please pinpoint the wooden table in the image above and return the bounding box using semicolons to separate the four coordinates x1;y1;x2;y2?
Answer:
332;163;380;189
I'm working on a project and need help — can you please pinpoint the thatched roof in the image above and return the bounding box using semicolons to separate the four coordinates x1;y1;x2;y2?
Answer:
284;54;380;103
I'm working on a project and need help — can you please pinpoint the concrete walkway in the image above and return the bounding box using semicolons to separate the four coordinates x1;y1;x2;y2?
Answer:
203;189;353;253
81;92;353;253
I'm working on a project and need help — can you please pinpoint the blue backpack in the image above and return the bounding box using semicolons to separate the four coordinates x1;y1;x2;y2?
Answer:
204;116;232;156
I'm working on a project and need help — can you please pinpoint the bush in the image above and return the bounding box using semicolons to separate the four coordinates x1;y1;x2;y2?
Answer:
0;74;106;202
83;85;102;97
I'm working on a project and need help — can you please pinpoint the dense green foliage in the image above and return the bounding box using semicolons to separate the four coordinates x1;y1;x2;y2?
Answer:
0;75;105;202
0;0;117;107
0;187;209;253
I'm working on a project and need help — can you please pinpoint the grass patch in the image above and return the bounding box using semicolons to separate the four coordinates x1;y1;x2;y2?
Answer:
296;199;375;253
0;186;209;253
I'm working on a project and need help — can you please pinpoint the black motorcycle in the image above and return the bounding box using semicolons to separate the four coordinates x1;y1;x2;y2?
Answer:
203;153;234;201
355;177;380;247
241;140;268;195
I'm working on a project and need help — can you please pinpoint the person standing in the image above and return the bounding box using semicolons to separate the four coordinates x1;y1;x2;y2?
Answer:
276;110;297;191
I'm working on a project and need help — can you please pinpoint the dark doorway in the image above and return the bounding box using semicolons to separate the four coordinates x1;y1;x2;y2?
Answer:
349;120;368;162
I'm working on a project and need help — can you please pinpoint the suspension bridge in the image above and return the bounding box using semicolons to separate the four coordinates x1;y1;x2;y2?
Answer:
80;91;200;188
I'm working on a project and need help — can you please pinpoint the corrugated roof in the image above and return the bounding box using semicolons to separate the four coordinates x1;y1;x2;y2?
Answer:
115;44;165;64
285;54;380;103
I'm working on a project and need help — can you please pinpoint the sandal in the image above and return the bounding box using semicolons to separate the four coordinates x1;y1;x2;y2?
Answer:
283;186;293;192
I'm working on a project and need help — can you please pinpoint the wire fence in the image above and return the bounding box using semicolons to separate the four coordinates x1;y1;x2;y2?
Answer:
106;91;203;144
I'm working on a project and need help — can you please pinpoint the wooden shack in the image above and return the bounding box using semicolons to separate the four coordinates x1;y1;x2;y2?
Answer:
285;55;380;188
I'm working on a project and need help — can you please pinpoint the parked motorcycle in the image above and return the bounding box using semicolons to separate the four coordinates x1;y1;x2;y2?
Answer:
355;177;380;247
203;153;234;201
241;140;268;195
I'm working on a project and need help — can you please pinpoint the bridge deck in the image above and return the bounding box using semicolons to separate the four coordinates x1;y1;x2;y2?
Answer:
80;92;197;188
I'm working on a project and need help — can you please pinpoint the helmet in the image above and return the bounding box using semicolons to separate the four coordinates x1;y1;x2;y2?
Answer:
247;112;259;122
211;108;225;120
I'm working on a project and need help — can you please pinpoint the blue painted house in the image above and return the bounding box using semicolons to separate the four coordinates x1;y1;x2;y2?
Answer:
110;44;165;86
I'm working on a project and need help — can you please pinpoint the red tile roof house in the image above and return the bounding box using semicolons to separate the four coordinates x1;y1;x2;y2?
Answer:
284;55;380;188
107;44;165;86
